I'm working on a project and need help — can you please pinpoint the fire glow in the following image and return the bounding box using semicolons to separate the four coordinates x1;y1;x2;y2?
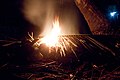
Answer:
41;17;61;47
32;17;78;57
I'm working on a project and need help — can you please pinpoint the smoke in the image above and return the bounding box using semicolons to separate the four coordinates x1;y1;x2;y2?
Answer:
22;0;81;36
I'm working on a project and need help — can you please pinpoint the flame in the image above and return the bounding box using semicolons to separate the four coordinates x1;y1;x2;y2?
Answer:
32;16;78;57
41;17;61;47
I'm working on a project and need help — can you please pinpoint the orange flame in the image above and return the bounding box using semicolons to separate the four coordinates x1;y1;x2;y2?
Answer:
41;17;61;47
33;17;78;57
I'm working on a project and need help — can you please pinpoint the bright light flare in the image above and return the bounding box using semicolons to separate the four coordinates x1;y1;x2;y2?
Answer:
110;12;117;17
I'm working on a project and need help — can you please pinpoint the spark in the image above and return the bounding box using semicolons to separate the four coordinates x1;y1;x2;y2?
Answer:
31;17;78;57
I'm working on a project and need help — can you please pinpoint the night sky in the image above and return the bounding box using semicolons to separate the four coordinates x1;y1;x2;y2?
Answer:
0;0;119;39
91;0;120;20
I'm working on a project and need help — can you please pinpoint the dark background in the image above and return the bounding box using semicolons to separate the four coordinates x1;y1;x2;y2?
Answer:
0;0;29;39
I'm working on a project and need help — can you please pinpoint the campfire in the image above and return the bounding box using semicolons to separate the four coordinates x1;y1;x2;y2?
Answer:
31;16;78;57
